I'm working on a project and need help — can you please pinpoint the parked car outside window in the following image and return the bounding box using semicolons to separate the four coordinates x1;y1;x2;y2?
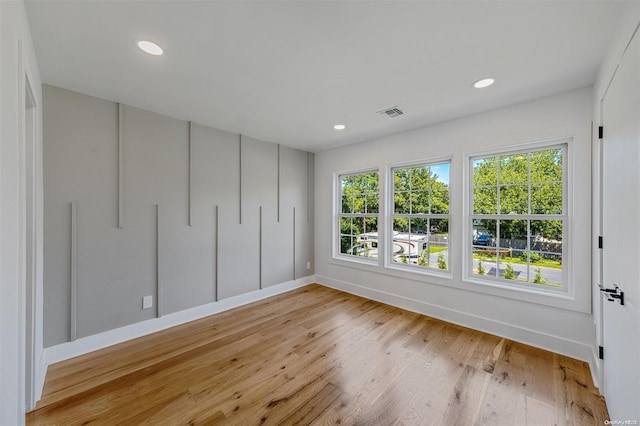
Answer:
475;234;494;246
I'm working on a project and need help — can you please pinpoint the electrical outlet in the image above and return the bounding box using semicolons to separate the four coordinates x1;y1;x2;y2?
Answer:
142;295;153;309
306;261;311;270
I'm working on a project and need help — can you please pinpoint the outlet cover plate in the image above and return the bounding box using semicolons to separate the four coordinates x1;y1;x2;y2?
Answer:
142;295;153;309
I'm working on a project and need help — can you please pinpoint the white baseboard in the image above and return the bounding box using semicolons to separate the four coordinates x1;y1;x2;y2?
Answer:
316;275;594;364
42;276;315;368
34;351;47;404
589;347;603;391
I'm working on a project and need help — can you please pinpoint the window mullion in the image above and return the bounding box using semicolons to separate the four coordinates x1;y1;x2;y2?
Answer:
496;156;501;215
527;152;532;215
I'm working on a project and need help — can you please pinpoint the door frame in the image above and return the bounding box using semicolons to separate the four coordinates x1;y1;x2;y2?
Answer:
18;39;44;411
593;102;605;390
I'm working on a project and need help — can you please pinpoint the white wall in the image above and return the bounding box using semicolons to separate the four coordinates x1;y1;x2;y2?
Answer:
0;0;43;424
315;87;595;364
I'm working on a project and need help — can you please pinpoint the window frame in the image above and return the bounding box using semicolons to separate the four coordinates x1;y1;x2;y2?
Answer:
385;158;453;276
333;168;381;265
463;138;571;295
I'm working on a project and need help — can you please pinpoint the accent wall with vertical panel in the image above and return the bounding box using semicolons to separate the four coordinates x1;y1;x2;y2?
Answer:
42;85;314;347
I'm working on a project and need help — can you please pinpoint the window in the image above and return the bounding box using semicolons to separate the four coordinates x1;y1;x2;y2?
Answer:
469;145;566;290
337;171;379;260
391;161;450;271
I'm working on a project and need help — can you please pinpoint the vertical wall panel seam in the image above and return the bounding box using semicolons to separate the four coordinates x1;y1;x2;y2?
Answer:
70;202;77;341
239;135;243;225
259;206;263;289
293;206;296;280
188;121;193;227
156;204;160;318
307;152;311;222
277;144;281;223
117;104;124;229
215;205;219;302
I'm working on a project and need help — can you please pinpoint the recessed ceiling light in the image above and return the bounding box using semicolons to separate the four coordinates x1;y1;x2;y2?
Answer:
137;40;163;56
333;124;346;130
473;77;495;89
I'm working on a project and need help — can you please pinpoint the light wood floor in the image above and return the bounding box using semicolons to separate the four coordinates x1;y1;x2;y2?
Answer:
27;284;608;425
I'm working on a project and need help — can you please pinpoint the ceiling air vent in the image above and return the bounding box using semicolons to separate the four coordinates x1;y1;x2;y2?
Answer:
377;106;404;118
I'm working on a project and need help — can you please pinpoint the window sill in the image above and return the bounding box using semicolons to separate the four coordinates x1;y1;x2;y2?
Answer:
458;274;589;312
332;254;379;267
385;263;452;280
330;255;453;286
329;256;589;313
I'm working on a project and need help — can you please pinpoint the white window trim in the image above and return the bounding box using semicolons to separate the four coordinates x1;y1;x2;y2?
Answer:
384;157;453;277
462;137;575;300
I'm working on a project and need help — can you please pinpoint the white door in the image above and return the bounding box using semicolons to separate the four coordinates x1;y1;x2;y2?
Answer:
601;28;640;421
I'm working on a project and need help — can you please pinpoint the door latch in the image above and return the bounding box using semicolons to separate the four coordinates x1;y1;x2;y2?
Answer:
598;284;624;305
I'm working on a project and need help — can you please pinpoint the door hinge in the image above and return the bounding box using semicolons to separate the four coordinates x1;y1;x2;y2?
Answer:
598;236;603;249
598;126;604;139
599;345;604;360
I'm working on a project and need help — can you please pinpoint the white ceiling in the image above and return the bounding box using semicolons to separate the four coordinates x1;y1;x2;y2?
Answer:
25;1;623;153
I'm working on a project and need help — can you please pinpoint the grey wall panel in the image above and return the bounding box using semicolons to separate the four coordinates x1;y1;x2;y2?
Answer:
43;85;119;346
218;209;260;299
158;210;215;315
242;137;277;210
42;197;71;347
43;86;314;346
263;207;294;287
280;146;313;279
280;146;307;208
76;206;157;337
122;105;189;212
191;124;240;215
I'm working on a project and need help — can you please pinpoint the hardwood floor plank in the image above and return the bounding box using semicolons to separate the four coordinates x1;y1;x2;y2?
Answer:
512;395;556;426
465;331;504;375
276;382;342;425
558;355;608;425
439;365;492;426
27;284;608;425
